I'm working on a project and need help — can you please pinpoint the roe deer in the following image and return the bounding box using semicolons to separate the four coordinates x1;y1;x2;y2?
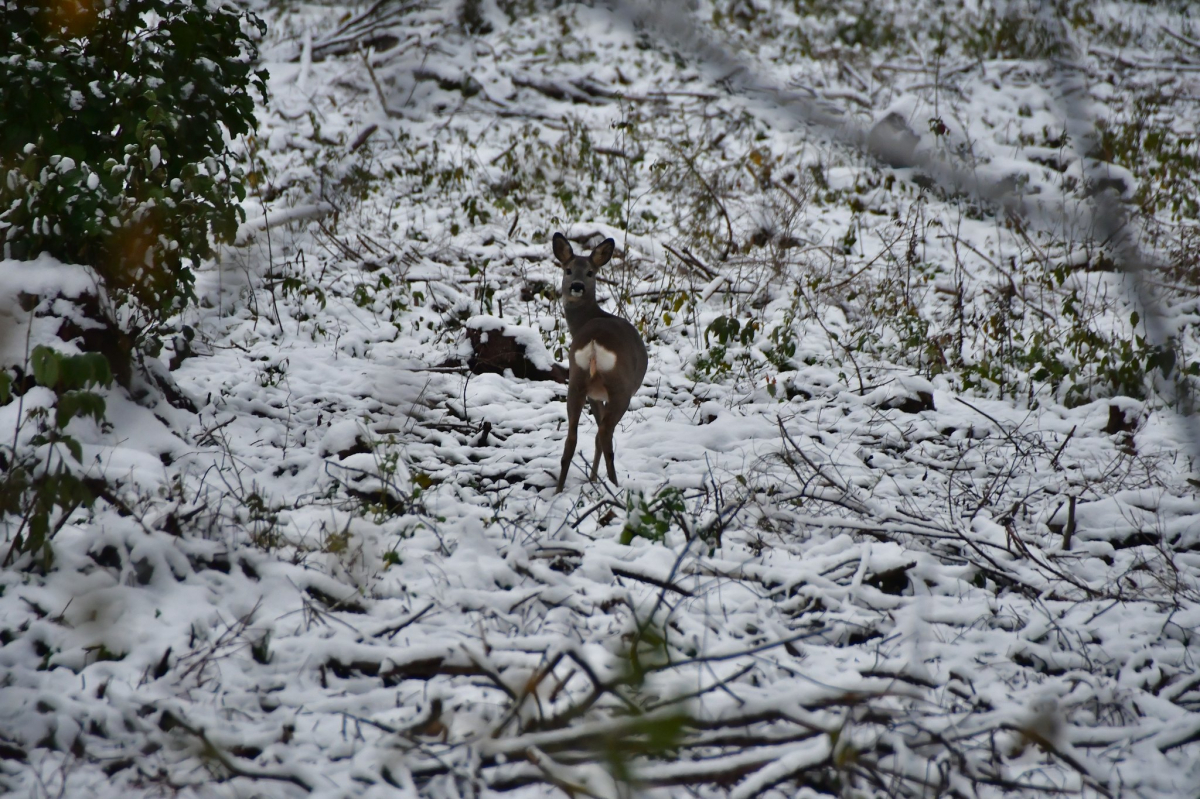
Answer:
552;232;648;493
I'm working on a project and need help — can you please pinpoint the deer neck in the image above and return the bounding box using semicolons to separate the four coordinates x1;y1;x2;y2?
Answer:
564;298;612;339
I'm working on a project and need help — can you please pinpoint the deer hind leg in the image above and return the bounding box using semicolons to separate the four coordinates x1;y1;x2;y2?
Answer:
589;399;605;480
556;374;588;493
600;396;631;485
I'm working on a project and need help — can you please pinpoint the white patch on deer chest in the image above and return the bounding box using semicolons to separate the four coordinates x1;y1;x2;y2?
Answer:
573;342;618;376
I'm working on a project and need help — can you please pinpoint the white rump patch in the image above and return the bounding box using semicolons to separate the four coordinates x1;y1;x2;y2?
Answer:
574;342;618;376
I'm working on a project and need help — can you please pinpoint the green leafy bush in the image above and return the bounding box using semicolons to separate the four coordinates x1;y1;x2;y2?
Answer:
0;0;267;337
620;487;686;545
1;346;113;568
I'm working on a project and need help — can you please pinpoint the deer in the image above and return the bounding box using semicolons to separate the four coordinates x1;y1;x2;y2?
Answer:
552;232;648;493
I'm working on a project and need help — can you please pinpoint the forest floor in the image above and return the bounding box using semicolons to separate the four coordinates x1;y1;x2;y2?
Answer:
3;1;1200;796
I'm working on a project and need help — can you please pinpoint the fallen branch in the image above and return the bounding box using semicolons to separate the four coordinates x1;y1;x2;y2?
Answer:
234;203;335;246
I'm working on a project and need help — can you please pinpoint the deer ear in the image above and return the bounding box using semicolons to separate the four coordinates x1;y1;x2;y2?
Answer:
552;232;573;265
590;238;615;268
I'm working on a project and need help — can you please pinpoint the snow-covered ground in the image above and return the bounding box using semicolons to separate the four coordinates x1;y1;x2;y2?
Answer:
3;1;1200;796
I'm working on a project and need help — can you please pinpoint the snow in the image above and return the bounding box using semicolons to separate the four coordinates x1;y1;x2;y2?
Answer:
0;254;97;302
3;0;1200;796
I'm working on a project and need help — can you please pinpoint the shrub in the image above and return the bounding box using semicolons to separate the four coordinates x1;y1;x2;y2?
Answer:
1;346;113;568
0;0;268;341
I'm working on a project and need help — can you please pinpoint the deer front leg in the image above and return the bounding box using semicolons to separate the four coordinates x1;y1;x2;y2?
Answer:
556;372;587;493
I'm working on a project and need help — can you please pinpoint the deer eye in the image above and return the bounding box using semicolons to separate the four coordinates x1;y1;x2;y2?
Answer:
586;271;594;277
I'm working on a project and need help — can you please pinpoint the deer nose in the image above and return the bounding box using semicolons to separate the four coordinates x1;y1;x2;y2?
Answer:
570;281;586;295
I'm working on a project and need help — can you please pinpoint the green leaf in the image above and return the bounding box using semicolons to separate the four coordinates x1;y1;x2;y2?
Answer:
30;346;61;388
59;358;84;391
55;394;77;430
28;513;48;550
81;353;113;388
